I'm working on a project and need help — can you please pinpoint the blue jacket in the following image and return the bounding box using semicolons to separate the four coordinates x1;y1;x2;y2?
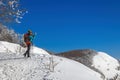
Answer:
29;35;35;43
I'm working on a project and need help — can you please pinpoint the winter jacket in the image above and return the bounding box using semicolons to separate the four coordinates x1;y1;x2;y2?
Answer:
29;35;35;43
24;33;35;45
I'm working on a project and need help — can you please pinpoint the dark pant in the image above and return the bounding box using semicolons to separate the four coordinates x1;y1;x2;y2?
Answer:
24;44;31;57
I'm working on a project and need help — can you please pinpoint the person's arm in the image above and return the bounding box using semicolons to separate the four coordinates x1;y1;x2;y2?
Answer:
29;35;35;42
33;32;37;38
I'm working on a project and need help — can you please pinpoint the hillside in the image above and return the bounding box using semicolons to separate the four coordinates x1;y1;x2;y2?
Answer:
0;41;103;80
58;49;120;80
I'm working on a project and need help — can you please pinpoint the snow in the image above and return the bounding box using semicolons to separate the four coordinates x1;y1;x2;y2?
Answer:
0;41;103;80
32;46;49;55
48;56;102;80
0;54;51;80
0;41;49;55
92;52;120;79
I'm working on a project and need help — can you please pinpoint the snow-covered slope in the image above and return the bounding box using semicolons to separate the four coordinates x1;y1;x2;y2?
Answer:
48;56;102;80
58;49;120;80
92;52;120;80
0;41;49;55
0;41;103;80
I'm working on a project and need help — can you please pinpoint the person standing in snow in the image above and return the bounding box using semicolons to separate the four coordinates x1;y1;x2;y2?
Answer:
23;30;35;58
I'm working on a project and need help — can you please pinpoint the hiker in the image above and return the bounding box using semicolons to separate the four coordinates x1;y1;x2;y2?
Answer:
23;30;35;57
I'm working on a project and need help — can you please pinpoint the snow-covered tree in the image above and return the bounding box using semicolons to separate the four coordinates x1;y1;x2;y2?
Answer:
0;24;21;43
0;0;27;44
0;0;27;24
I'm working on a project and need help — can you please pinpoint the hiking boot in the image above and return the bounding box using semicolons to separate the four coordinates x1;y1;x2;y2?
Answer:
23;54;26;57
27;55;31;58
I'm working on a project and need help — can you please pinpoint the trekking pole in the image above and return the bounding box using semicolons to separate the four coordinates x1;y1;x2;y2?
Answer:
31;42;34;55
31;32;37;55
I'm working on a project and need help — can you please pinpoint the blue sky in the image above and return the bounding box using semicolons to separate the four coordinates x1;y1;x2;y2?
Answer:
12;0;120;58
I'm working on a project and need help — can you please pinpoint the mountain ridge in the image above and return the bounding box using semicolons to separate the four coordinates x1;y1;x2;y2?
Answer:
57;49;120;80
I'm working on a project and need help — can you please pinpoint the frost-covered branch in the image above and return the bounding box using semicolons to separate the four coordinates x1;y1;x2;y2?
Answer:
0;0;27;24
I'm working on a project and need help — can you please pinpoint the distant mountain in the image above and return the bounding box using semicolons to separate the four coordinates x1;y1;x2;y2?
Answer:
57;49;96;65
58;49;120;80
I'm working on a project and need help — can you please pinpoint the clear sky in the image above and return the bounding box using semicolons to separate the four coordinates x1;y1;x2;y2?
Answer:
12;0;120;58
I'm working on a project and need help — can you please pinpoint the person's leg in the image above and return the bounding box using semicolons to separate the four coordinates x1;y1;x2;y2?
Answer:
23;52;26;57
24;49;28;57
23;44;29;57
27;44;31;57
